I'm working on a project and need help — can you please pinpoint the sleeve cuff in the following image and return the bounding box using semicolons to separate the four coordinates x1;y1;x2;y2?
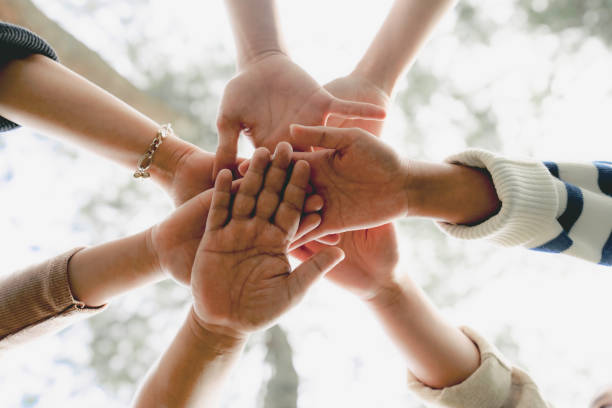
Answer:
437;149;561;248
407;326;513;408
0;247;107;351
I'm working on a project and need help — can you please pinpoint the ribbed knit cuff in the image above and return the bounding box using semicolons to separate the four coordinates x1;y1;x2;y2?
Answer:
437;149;560;247
0;247;103;341
0;21;58;132
407;326;513;408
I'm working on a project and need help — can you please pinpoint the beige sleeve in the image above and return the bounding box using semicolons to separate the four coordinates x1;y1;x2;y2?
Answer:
0;248;106;352
407;327;553;408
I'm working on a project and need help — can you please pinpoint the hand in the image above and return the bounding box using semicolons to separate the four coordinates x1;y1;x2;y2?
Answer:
213;53;386;176
324;74;390;137
291;223;399;301
191;146;345;338
288;124;409;246
150;143;324;285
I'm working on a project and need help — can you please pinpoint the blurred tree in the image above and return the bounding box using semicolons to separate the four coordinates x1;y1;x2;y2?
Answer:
520;0;612;48
259;325;299;408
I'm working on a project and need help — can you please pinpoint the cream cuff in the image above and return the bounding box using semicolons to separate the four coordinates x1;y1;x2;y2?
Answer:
438;149;561;248
407;326;513;408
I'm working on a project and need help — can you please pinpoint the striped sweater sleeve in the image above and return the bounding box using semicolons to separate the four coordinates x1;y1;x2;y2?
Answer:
0;21;58;132
438;149;612;266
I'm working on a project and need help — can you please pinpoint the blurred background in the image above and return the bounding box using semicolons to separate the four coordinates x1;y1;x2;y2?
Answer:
1;0;612;407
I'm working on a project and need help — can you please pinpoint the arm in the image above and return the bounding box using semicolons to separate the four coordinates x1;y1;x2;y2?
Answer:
223;0;288;70
289;125;612;267
291;225;550;407
134;143;344;406
291;224;479;389
132;308;246;407
354;0;456;96
324;0;455;136
0;54;196;196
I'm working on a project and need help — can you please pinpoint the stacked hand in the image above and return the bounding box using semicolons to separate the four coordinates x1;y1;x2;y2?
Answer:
213;53;387;176
291;223;399;301
288;124;410;246
149;143;325;285
191;144;345;338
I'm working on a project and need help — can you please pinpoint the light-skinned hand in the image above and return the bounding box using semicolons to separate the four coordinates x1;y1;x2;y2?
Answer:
213;53;386;177
324;74;390;137
291;223;399;301
191;145;345;339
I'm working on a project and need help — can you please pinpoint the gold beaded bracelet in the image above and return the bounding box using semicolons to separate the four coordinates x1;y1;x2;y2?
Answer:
133;123;174;179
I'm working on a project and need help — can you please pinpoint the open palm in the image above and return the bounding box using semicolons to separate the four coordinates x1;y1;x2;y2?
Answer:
192;145;344;337
324;74;390;137
213;53;386;176
151;144;324;286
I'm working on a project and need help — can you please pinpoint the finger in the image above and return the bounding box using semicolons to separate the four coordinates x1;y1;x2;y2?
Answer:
232;147;270;219
292;213;321;244
286;247;345;301
326;98;386;120
289;227;330;251
289;124;354;151
274;160;310;237
206;169;233;231
238;159;250;176
288;245;313;262
213;116;242;178
255;142;293;220
303;194;323;212
316;234;340;245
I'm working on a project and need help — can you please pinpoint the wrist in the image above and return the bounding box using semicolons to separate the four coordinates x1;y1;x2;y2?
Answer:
351;62;398;97
187;307;248;354
147;135;195;189
238;48;289;71
365;274;416;312
402;160;501;225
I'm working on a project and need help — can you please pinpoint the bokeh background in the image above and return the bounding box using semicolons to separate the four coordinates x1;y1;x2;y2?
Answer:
2;0;612;407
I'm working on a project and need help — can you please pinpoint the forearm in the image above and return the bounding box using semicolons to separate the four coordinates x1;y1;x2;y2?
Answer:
224;0;288;69
403;160;501;225
354;0;456;95
367;276;480;389
67;229;163;307
132;307;246;407
0;54;193;187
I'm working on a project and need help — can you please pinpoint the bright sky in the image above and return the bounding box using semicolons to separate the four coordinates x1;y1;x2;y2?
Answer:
2;0;612;407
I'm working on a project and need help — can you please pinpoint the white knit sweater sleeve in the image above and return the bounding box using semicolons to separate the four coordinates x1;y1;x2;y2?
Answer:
438;149;612;266
407;327;553;408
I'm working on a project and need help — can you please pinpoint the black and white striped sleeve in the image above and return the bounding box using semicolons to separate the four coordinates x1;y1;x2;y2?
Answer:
438;149;612;267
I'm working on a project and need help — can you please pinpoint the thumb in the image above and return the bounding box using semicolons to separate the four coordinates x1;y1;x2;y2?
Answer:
213;116;242;178
286;247;345;301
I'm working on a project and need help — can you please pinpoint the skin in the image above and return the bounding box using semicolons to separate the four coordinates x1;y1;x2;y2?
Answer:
133;146;344;407
0;49;328;304
287;124;501;247
0;54;214;207
68;144;324;306
292;224;480;389
213;0;386;176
